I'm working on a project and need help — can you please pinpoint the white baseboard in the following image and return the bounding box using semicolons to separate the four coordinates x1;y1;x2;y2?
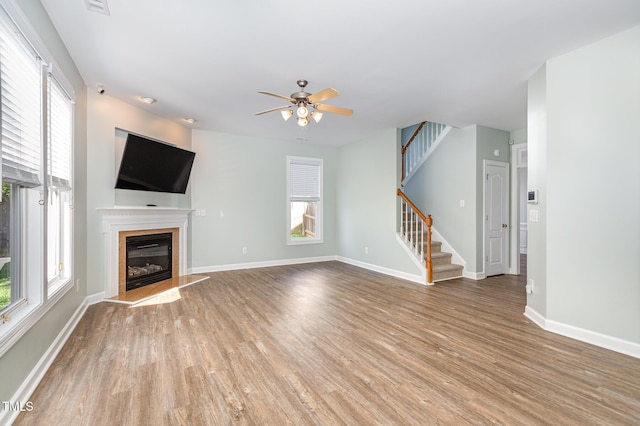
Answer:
1;297;89;425
190;253;425;286
87;291;105;305
337;256;426;285
524;305;547;329
464;271;485;280
525;306;640;359
189;255;338;274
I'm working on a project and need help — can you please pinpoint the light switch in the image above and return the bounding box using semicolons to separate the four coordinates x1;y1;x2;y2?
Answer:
530;209;539;223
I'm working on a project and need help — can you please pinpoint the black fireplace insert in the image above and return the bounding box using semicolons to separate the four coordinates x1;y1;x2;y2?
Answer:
126;232;172;291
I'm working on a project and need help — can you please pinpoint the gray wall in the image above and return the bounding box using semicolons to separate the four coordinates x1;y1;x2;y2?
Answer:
189;130;338;268
527;65;548;317
336;129;421;276
543;26;640;342
0;0;87;403
188;127;420;278
402;124;509;274
85;92;192;295
404;126;477;271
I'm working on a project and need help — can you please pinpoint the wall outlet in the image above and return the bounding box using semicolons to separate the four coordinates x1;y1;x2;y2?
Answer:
242;247;247;255
365;246;369;254
526;279;534;294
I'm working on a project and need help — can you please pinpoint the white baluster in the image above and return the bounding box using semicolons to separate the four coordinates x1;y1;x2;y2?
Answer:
420;218;424;261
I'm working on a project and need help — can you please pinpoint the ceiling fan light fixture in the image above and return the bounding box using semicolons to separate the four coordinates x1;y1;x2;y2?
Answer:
296;105;308;118
281;110;293;121
256;80;353;128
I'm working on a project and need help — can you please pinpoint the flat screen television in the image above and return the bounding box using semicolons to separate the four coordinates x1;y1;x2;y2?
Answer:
115;133;196;194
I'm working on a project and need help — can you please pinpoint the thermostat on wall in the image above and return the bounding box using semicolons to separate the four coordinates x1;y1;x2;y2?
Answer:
527;190;538;204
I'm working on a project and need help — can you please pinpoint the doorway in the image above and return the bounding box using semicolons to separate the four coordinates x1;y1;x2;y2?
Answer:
484;160;509;277
510;144;528;277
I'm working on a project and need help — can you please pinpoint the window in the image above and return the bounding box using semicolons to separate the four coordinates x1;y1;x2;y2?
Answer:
0;6;42;316
47;75;73;293
287;156;322;244
0;183;15;311
0;2;74;354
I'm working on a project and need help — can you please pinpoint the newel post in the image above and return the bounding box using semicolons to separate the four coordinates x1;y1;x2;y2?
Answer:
426;214;433;284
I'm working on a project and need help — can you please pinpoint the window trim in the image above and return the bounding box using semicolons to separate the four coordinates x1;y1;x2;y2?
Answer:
286;155;323;245
0;0;75;357
46;72;74;296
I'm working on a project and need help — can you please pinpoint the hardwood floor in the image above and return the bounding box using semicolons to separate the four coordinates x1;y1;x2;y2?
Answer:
107;274;210;305
15;261;640;425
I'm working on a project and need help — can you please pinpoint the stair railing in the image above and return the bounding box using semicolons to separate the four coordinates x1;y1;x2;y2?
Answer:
397;188;433;283
401;121;448;182
401;122;425;181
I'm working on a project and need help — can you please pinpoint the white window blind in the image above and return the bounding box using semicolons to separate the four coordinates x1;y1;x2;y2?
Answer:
48;74;72;189
289;161;320;199
0;8;42;187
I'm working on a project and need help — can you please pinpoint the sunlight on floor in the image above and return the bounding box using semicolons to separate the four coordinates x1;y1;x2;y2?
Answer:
131;288;182;307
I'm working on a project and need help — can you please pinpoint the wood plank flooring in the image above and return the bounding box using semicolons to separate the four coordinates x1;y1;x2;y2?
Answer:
15;261;640;425
107;274;210;305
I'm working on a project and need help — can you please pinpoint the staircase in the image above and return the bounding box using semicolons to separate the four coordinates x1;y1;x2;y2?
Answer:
398;192;464;283
402;121;451;184
398;120;463;284
429;241;464;281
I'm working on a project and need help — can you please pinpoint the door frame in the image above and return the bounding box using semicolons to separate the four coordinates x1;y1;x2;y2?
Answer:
509;144;527;275
483;159;510;277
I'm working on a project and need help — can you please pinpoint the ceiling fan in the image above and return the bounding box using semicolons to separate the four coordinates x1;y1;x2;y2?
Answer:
255;79;353;127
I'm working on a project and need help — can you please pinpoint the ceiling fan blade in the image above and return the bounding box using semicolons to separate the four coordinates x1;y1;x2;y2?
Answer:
315;103;353;116
308;88;339;103
258;91;295;103
254;105;292;115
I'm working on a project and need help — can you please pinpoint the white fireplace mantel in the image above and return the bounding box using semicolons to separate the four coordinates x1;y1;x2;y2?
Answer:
98;207;192;298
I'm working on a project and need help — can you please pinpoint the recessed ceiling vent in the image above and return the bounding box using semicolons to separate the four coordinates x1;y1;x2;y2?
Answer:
85;0;110;15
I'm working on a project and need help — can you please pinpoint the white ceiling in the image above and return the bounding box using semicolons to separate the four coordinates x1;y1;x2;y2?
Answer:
41;0;640;145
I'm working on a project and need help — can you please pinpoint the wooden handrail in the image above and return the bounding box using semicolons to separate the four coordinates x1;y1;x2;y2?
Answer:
396;188;427;222
397;188;433;283
401;121;426;155
401;121;426;181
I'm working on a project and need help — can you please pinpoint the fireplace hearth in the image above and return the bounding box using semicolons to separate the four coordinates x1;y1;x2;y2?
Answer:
125;232;172;291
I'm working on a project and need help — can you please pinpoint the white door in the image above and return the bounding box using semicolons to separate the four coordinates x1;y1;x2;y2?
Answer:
485;161;509;276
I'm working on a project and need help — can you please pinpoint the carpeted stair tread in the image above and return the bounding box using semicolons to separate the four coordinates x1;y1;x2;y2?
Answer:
432;263;464;281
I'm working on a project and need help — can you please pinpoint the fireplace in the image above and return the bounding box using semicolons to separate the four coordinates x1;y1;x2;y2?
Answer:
117;226;180;296
125;232;172;291
100;207;191;299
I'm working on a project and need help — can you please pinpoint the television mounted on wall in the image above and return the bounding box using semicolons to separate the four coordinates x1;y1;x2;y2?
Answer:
115;133;196;194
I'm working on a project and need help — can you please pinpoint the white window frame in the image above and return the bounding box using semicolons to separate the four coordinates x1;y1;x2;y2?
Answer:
46;73;74;295
286;156;323;245
0;0;75;357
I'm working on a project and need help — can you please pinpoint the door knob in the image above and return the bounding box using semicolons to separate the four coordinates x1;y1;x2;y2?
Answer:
502;224;508;228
